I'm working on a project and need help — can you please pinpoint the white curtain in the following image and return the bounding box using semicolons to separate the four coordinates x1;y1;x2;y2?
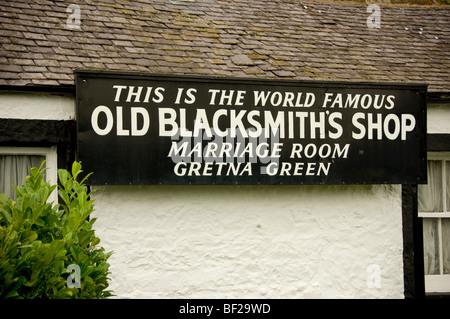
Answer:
423;219;439;275
0;155;45;200
418;160;443;212
419;160;450;276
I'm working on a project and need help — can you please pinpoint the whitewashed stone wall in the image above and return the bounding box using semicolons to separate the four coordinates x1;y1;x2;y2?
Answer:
427;104;450;134
91;184;404;299
0;91;74;120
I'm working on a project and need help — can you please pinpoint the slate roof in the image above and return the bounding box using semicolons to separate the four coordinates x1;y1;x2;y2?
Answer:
0;0;449;92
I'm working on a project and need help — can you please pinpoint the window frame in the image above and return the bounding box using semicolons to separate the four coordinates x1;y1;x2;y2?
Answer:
0;146;58;204
419;152;450;293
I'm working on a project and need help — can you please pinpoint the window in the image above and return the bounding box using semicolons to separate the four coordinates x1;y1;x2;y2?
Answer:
0;146;58;204
418;152;450;293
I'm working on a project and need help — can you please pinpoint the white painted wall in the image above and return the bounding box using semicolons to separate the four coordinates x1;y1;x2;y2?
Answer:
91;184;404;299
1;91;448;299
0;91;74;120
427;104;450;134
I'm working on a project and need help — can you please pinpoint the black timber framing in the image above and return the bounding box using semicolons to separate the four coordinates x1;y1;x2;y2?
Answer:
402;184;425;299
0;118;77;173
427;134;450;152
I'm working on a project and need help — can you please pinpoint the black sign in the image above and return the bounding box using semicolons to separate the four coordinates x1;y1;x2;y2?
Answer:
75;70;427;185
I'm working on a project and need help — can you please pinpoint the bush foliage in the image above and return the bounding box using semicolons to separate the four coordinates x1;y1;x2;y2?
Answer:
0;161;113;298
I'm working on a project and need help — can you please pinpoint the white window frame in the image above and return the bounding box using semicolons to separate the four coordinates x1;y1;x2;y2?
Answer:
419;152;450;293
0;146;58;204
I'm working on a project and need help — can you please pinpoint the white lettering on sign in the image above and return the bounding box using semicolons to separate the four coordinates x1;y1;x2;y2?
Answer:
91;105;113;136
157;108;346;140
253;91;315;108
113;85;165;103
91;105;150;136
351;113;416;140
78;76;424;184
321;93;395;109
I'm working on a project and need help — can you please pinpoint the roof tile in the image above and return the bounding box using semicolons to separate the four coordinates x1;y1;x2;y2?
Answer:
0;0;448;91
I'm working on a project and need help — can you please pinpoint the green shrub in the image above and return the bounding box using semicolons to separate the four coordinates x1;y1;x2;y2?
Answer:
0;161;113;298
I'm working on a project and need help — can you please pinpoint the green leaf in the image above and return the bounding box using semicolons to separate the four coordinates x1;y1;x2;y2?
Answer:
0;207;12;224
78;192;87;211
58;169;70;189
34;217;45;227
68;212;80;232
21;230;38;244
12;184;22;199
64;231;74;243
71;161;82;180
91;237;100;247
58;189;70;208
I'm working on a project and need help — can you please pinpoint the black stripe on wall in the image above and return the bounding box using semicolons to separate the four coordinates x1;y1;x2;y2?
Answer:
427;134;450;152
0;118;77;171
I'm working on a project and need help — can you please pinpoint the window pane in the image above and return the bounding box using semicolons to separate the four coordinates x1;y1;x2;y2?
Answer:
0;155;45;200
423;218;440;275
418;161;443;212
443;219;450;274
